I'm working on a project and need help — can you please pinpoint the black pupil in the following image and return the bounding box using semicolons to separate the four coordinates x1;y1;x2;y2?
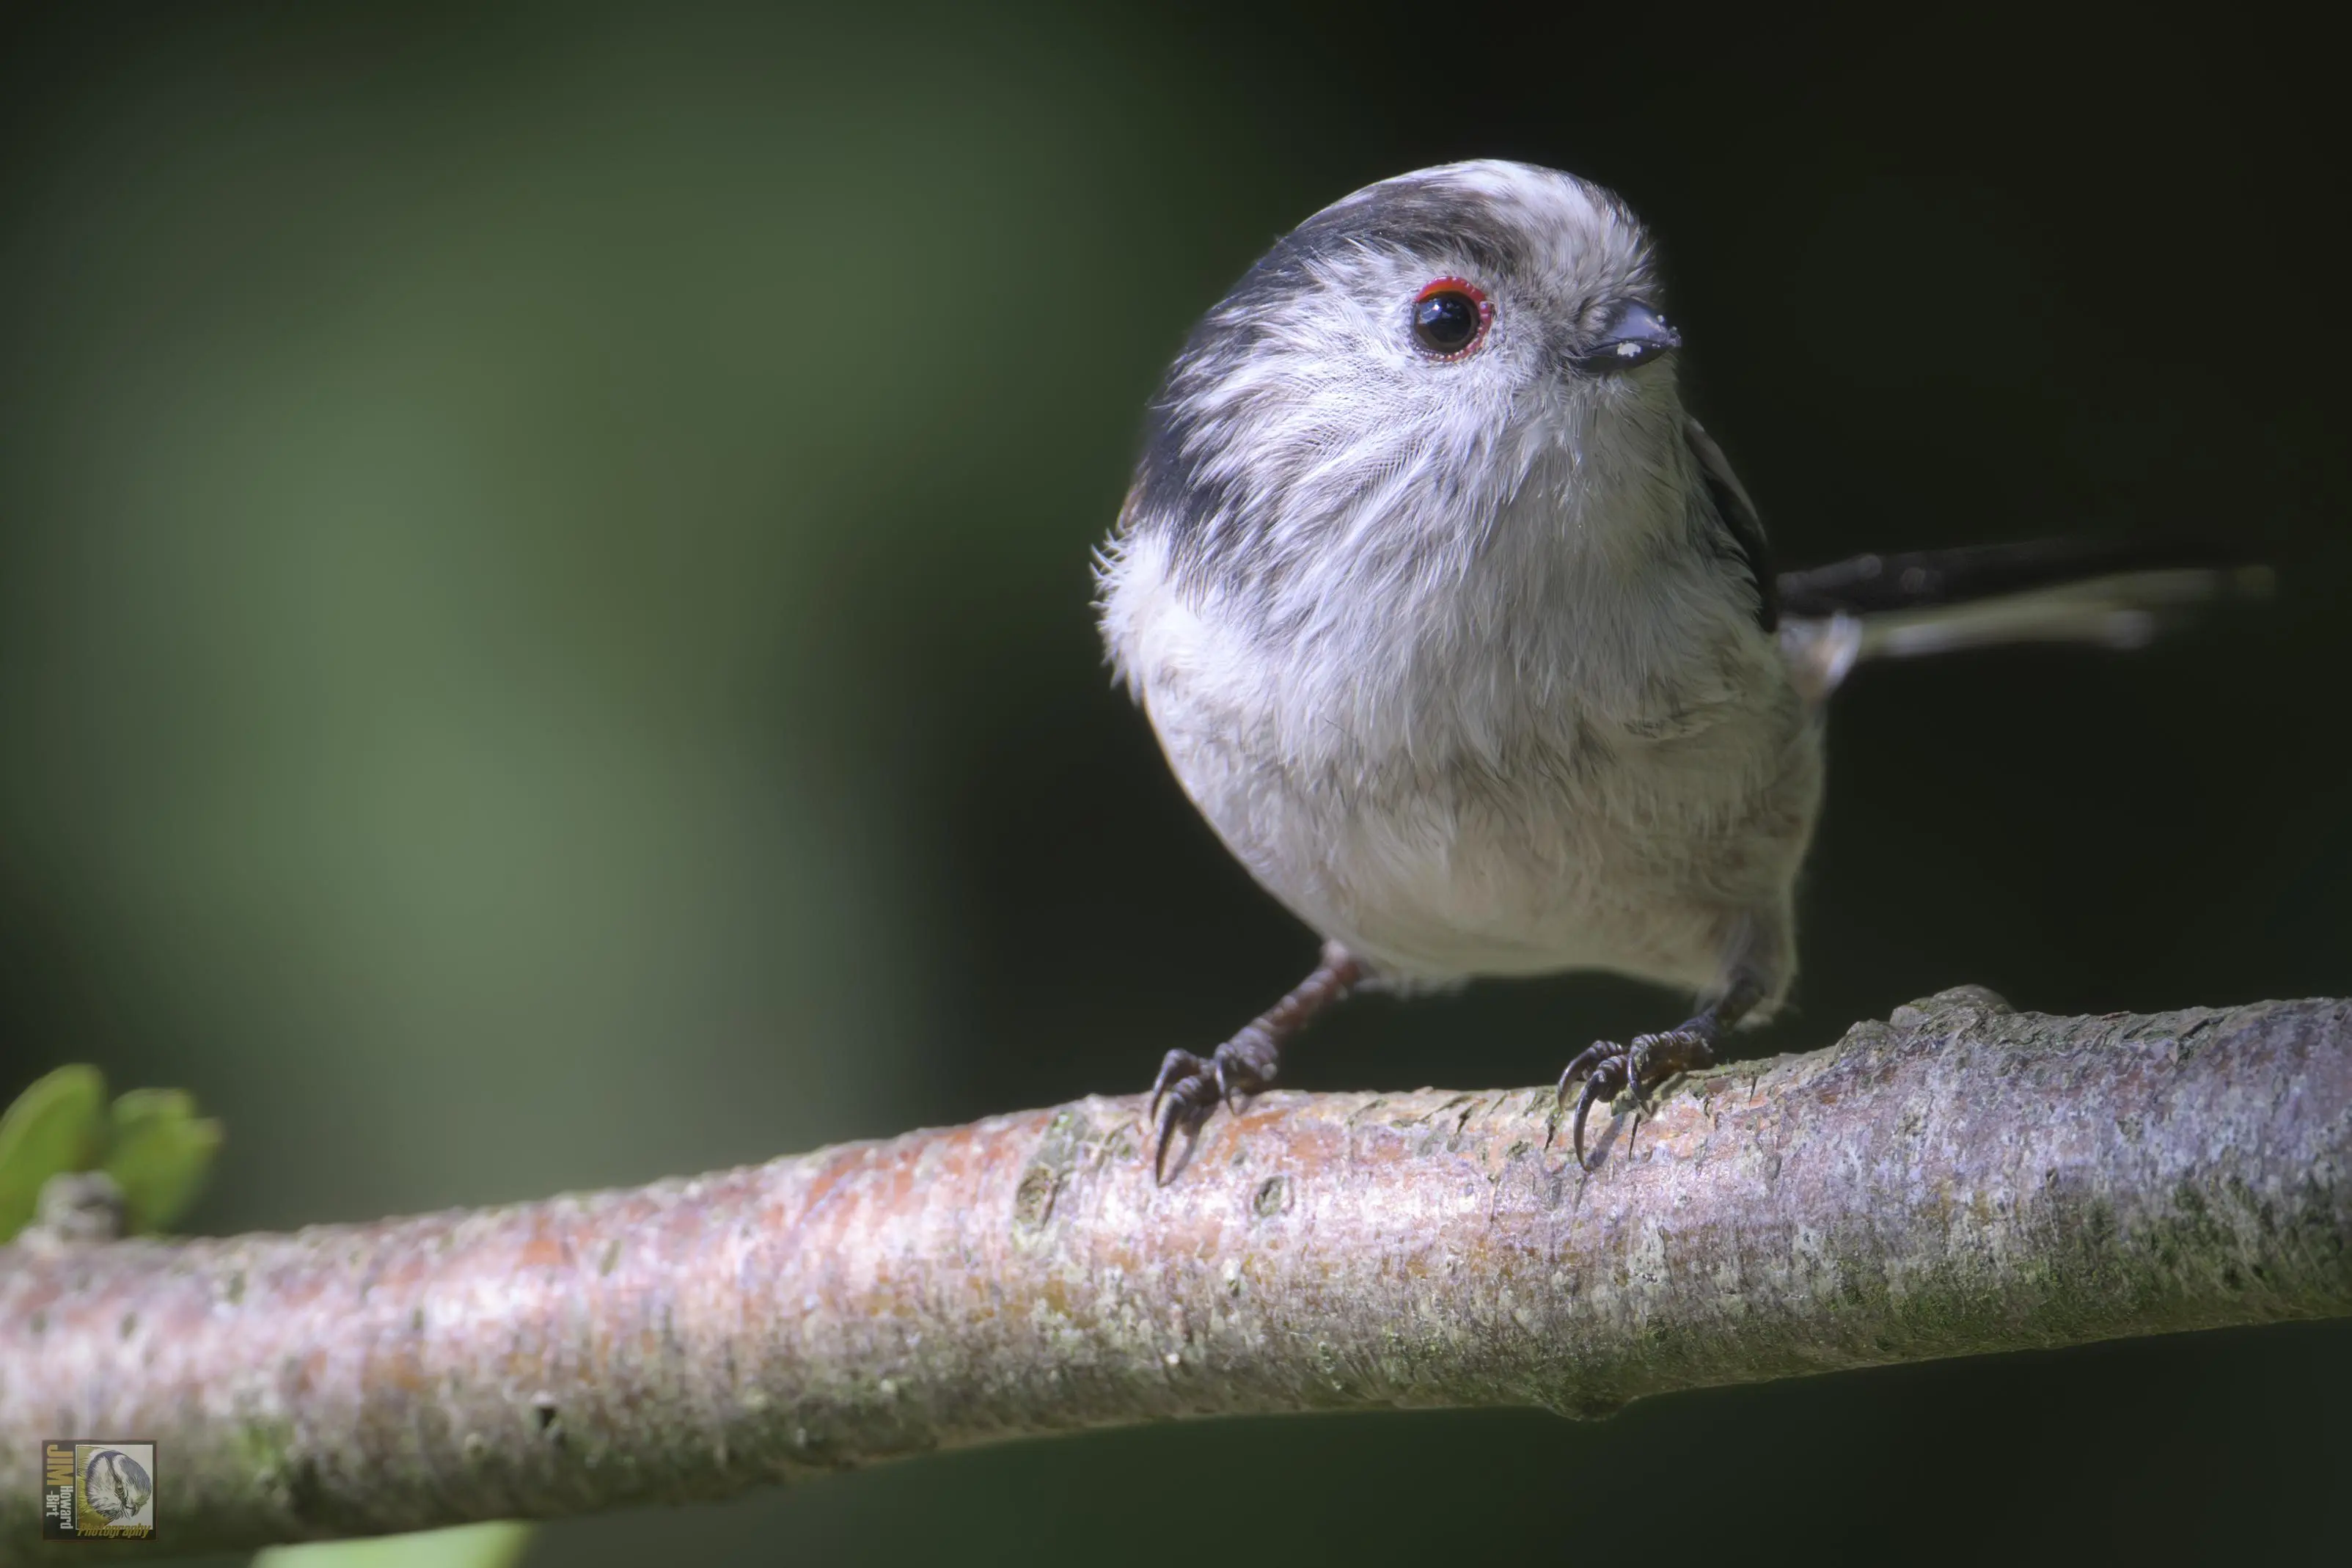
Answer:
1413;291;1479;353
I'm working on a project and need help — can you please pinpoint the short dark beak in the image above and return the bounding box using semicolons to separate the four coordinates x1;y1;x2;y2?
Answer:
1572;299;1682;374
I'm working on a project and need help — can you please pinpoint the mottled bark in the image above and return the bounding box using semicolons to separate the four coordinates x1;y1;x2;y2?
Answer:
3;988;2347;1558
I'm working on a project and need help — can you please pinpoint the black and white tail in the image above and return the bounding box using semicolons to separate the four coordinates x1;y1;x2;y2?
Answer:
1774;538;2273;700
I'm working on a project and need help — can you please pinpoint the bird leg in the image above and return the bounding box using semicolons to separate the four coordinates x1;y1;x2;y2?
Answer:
1149;940;1362;1183
1552;974;1767;1171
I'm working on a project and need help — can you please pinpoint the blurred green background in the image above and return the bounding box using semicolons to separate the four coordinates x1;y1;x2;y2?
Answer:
3;2;2346;1562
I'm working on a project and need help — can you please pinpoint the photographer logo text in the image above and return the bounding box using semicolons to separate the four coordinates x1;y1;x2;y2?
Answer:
40;1440;155;1541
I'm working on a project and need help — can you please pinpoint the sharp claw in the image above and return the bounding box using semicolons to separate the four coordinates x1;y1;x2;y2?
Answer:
1153;1095;1186;1186
1557;1039;1615;1093
1572;1071;1610;1170
1152;1058;1224;1186
1556;1039;1628;1170
1148;1049;1197;1126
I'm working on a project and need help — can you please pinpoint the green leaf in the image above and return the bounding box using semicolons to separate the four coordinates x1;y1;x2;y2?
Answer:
252;1521;536;1568
0;1065;110;1242
105;1087;225;1234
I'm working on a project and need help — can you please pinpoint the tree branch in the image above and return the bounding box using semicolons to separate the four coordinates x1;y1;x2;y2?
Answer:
4;986;2348;1556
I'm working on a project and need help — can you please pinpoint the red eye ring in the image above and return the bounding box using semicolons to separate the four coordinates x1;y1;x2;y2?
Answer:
1410;276;1492;359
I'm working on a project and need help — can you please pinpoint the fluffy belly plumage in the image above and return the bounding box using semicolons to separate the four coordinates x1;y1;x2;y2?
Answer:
1150;686;1821;994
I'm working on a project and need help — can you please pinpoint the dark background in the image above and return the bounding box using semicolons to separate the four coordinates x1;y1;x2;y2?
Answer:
3;3;2346;1563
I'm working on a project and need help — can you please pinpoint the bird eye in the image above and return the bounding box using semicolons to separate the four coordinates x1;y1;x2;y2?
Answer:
1410;277;1491;359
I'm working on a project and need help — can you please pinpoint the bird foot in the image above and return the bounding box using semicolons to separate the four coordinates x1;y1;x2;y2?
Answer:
1139;942;1361;1185
1549;1026;1718;1170
1148;1030;1277;1184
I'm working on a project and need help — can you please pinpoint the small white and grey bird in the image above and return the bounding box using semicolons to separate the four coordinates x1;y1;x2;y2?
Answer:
1096;159;2257;1179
